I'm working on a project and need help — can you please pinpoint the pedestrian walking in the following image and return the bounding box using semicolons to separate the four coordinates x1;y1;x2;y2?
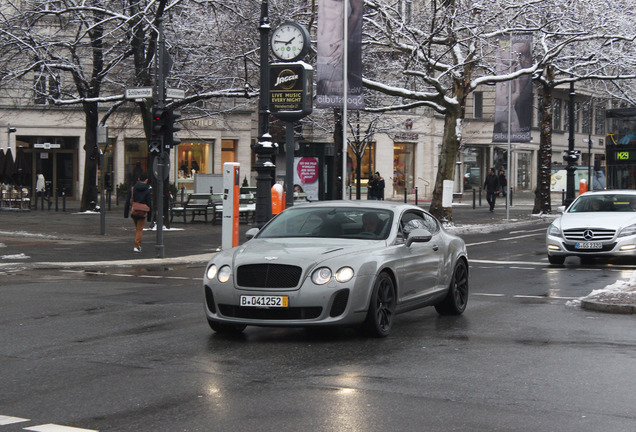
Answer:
124;172;152;253
483;168;500;212
498;168;507;197
374;172;385;200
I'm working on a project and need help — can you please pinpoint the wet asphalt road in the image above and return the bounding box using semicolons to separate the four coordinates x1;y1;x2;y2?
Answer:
1;220;635;432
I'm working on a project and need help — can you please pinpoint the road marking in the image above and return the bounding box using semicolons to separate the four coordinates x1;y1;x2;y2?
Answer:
509;228;546;234
466;240;497;246
24;424;98;432
0;415;29;425
472;293;505;297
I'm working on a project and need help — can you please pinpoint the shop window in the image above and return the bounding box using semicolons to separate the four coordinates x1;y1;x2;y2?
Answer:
221;139;237;166
594;106;605;135
347;142;375;187
178;142;211;179
393;143;414;194
124;140;148;186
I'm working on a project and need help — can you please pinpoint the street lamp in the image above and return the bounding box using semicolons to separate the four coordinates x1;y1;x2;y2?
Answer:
565;79;578;207
252;0;275;227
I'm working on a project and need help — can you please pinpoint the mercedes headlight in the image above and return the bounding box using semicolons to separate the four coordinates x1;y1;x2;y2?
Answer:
547;223;562;237
618;223;636;238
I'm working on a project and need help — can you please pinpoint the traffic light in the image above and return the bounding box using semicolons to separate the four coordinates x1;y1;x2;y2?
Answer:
152;107;166;136
165;108;181;148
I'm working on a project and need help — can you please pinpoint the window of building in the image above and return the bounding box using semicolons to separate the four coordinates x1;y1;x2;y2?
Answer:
399;0;412;23
347;142;375;187
595;106;605;135
177;142;211;179
563;100;570;132
582;103;592;134
221;139;237;166
393;142;415;194
553;98;562;130
124;140;148;186
574;102;580;133
473;92;483;119
34;69;60;105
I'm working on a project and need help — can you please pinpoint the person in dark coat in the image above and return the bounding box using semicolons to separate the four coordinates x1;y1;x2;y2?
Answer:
374;172;385;200
124;172;152;253
483;168;500;212
367;175;376;200
498;168;507;197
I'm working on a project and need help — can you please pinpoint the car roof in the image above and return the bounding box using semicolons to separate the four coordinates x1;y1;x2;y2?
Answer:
288;200;425;213
579;190;636;197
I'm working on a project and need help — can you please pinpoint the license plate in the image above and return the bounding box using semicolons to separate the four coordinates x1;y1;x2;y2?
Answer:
240;295;288;308
575;242;602;250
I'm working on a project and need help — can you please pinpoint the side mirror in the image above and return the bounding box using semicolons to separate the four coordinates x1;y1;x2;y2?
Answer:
245;227;259;240
406;228;432;247
557;206;565;214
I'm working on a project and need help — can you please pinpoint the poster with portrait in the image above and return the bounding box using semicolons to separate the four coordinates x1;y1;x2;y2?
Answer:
294;157;320;201
316;0;364;109
493;34;533;143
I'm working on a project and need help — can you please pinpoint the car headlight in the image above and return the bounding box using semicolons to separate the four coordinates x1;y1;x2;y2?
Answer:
217;265;232;283
206;264;218;280
618;223;636;238
311;267;332;285
335;266;354;283
547;223;562;237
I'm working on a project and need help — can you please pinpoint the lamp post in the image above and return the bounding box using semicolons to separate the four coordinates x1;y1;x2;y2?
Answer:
252;0;274;227
565;79;577;207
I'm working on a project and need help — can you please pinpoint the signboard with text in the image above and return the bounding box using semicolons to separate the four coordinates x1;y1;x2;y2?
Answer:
269;62;313;121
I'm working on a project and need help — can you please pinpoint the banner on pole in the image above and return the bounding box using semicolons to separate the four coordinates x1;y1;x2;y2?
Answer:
493;34;533;143
316;0;364;109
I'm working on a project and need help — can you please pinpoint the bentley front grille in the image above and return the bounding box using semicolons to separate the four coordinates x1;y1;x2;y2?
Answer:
236;264;303;288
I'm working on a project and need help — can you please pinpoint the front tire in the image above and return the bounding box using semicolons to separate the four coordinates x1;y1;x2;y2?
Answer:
363;272;396;337
435;259;469;315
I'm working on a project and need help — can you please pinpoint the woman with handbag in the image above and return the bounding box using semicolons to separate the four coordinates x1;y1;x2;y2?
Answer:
124;172;152;253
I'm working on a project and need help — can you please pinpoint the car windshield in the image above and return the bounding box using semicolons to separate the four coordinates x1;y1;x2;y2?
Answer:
568;194;636;213
257;207;394;240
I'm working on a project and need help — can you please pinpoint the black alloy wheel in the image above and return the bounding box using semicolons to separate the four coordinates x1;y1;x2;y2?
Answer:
435;259;469;315
363;272;396;337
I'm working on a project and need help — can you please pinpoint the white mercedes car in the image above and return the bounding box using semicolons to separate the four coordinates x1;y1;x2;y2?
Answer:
546;190;636;265
203;201;469;337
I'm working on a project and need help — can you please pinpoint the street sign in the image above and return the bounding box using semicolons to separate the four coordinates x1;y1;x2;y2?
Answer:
166;88;185;100
125;87;153;100
34;143;61;149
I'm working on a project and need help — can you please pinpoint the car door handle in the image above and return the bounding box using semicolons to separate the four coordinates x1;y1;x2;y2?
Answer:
432;244;439;251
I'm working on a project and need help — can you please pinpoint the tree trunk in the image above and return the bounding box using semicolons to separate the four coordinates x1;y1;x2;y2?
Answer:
429;105;462;222
533;79;554;214
80;102;100;212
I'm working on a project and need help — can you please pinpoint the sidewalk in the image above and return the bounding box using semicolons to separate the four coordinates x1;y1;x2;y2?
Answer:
1;192;633;314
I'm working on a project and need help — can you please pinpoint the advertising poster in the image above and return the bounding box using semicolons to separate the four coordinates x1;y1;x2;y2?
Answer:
316;0;364;109
294;157;320;201
493;34;533;143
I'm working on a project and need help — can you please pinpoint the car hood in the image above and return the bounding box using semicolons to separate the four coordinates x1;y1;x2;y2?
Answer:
229;238;383;267
558;212;636;230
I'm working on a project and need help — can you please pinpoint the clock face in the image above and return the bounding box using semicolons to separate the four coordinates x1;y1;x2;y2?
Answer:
271;23;308;61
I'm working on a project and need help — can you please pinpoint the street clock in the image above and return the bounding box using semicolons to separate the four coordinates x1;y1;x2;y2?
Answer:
271;22;310;61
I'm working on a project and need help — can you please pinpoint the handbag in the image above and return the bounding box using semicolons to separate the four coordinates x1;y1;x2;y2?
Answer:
130;187;150;218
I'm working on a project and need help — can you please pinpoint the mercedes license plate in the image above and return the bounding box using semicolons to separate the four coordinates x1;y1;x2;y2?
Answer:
240;295;288;308
575;242;602;250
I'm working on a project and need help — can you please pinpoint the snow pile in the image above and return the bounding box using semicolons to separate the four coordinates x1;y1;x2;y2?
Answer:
581;270;636;307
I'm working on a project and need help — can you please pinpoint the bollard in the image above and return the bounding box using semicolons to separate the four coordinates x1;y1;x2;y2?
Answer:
479;188;482;207
415;186;419;206
510;187;513;206
561;189;565;206
62;190;66;212
404;187;407;203
55;189;59;212
473;188;476;209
